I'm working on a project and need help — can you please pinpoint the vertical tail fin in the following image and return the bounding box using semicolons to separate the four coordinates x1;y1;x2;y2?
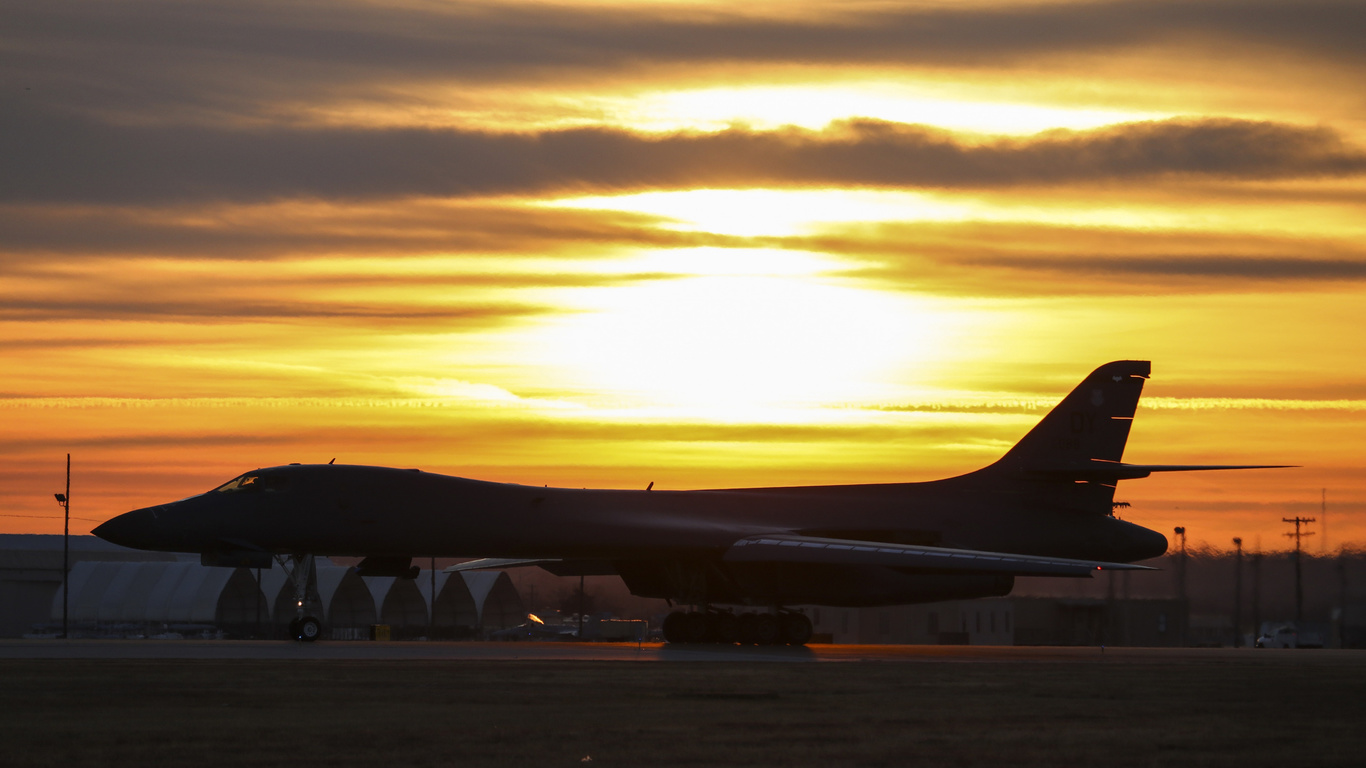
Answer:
969;361;1286;518
993;360;1150;474
971;361;1150;516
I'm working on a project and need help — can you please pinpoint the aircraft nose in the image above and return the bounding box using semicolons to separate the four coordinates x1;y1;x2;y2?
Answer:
92;506;162;550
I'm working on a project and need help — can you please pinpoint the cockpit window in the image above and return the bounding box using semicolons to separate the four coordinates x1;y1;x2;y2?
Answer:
214;473;289;493
215;474;260;493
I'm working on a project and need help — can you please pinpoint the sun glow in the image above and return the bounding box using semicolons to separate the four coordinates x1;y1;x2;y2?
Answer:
606;84;1169;136
546;189;973;236
273;82;1170;137
536;267;962;414
542;188;1213;237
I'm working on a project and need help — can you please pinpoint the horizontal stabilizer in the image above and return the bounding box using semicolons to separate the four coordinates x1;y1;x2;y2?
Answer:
1028;460;1296;482
724;534;1154;578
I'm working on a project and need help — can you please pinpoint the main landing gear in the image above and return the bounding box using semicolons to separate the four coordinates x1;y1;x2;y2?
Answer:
661;609;813;646
277;554;323;642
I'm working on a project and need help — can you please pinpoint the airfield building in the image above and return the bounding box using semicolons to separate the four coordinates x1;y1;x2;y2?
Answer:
0;535;523;639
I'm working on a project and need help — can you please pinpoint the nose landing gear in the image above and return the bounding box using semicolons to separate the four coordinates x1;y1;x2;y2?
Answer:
288;615;322;642
277;554;324;642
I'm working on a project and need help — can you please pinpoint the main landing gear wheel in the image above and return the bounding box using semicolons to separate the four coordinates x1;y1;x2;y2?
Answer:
295;616;322;642
662;610;737;644
682;612;712;643
743;613;781;645
661;611;688;644
710;612;740;644
661;609;812;646
779;612;813;646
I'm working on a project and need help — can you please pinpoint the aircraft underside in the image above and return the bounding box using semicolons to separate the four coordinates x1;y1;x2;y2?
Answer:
615;560;1015;608
617;559;1018;645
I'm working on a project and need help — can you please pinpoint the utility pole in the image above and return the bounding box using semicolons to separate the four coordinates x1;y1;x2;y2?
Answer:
1321;489;1328;554
1339;555;1349;649
429;556;436;640
1174;526;1187;646
1283;516;1316;623
577;574;586;640
1233;537;1243;647
53;454;70;640
1105;564;1116;647
1251;550;1262;640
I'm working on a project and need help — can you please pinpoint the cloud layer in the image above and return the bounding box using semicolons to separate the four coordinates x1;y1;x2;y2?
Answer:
8;1;1364;116
6;116;1363;204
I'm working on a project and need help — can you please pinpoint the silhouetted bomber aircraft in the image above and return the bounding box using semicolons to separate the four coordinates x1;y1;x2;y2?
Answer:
95;361;1289;644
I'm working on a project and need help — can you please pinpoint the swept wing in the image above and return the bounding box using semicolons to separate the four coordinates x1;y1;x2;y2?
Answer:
448;534;1154;578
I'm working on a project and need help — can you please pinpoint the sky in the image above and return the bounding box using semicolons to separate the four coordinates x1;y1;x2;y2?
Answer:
3;0;1364;553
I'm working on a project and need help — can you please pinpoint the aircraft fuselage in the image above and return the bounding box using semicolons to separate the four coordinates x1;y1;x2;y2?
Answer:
95;361;1285;610
99;463;1167;563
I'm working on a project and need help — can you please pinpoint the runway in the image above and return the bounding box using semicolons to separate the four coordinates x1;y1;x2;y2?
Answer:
6;641;1362;767
3;638;1360;664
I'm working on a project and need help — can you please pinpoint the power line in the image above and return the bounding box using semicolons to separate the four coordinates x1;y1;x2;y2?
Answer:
1283;515;1316;623
0;513;104;523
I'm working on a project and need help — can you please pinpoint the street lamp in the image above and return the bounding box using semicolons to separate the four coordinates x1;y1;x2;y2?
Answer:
54;454;70;639
1232;537;1243;647
1174;526;1187;646
1173;527;1187;600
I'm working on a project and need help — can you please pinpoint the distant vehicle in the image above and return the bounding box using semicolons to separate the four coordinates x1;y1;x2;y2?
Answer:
1255;624;1324;649
489;614;578;641
582;618;648;642
95;361;1291;645
1256;625;1298;648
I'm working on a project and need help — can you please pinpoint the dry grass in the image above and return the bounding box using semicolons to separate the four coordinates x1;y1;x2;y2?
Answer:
2;654;1364;767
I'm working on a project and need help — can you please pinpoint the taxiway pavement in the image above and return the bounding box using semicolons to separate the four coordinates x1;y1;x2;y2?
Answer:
3;639;1360;664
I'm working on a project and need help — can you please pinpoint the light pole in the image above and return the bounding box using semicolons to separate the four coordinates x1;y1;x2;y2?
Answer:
1233;537;1243;647
1251;550;1262;640
1173;527;1187;602
54;453;70;639
1174;526;1187;646
578;575;586;641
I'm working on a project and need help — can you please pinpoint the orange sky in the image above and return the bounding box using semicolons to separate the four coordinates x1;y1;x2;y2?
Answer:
3;0;1364;553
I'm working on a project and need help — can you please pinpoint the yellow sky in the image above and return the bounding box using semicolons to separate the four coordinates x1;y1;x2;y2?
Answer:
3;0;1364;552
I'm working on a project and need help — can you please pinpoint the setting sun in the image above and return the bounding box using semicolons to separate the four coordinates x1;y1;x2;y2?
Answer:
537;268;951;411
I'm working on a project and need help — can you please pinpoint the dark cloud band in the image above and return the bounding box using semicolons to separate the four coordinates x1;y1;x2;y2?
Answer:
4;115;1362;204
7;1;1363;106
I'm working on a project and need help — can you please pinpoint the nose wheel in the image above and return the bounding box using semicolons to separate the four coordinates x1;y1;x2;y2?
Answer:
289;615;322;642
277;554;324;642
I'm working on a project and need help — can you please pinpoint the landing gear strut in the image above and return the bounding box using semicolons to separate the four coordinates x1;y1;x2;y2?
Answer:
662;608;812;646
277;554;323;642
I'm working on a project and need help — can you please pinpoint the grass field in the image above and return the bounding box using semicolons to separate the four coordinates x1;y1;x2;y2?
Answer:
3;653;1364;767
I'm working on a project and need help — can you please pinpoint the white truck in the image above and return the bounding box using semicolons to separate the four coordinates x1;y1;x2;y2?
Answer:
1255;623;1325;649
